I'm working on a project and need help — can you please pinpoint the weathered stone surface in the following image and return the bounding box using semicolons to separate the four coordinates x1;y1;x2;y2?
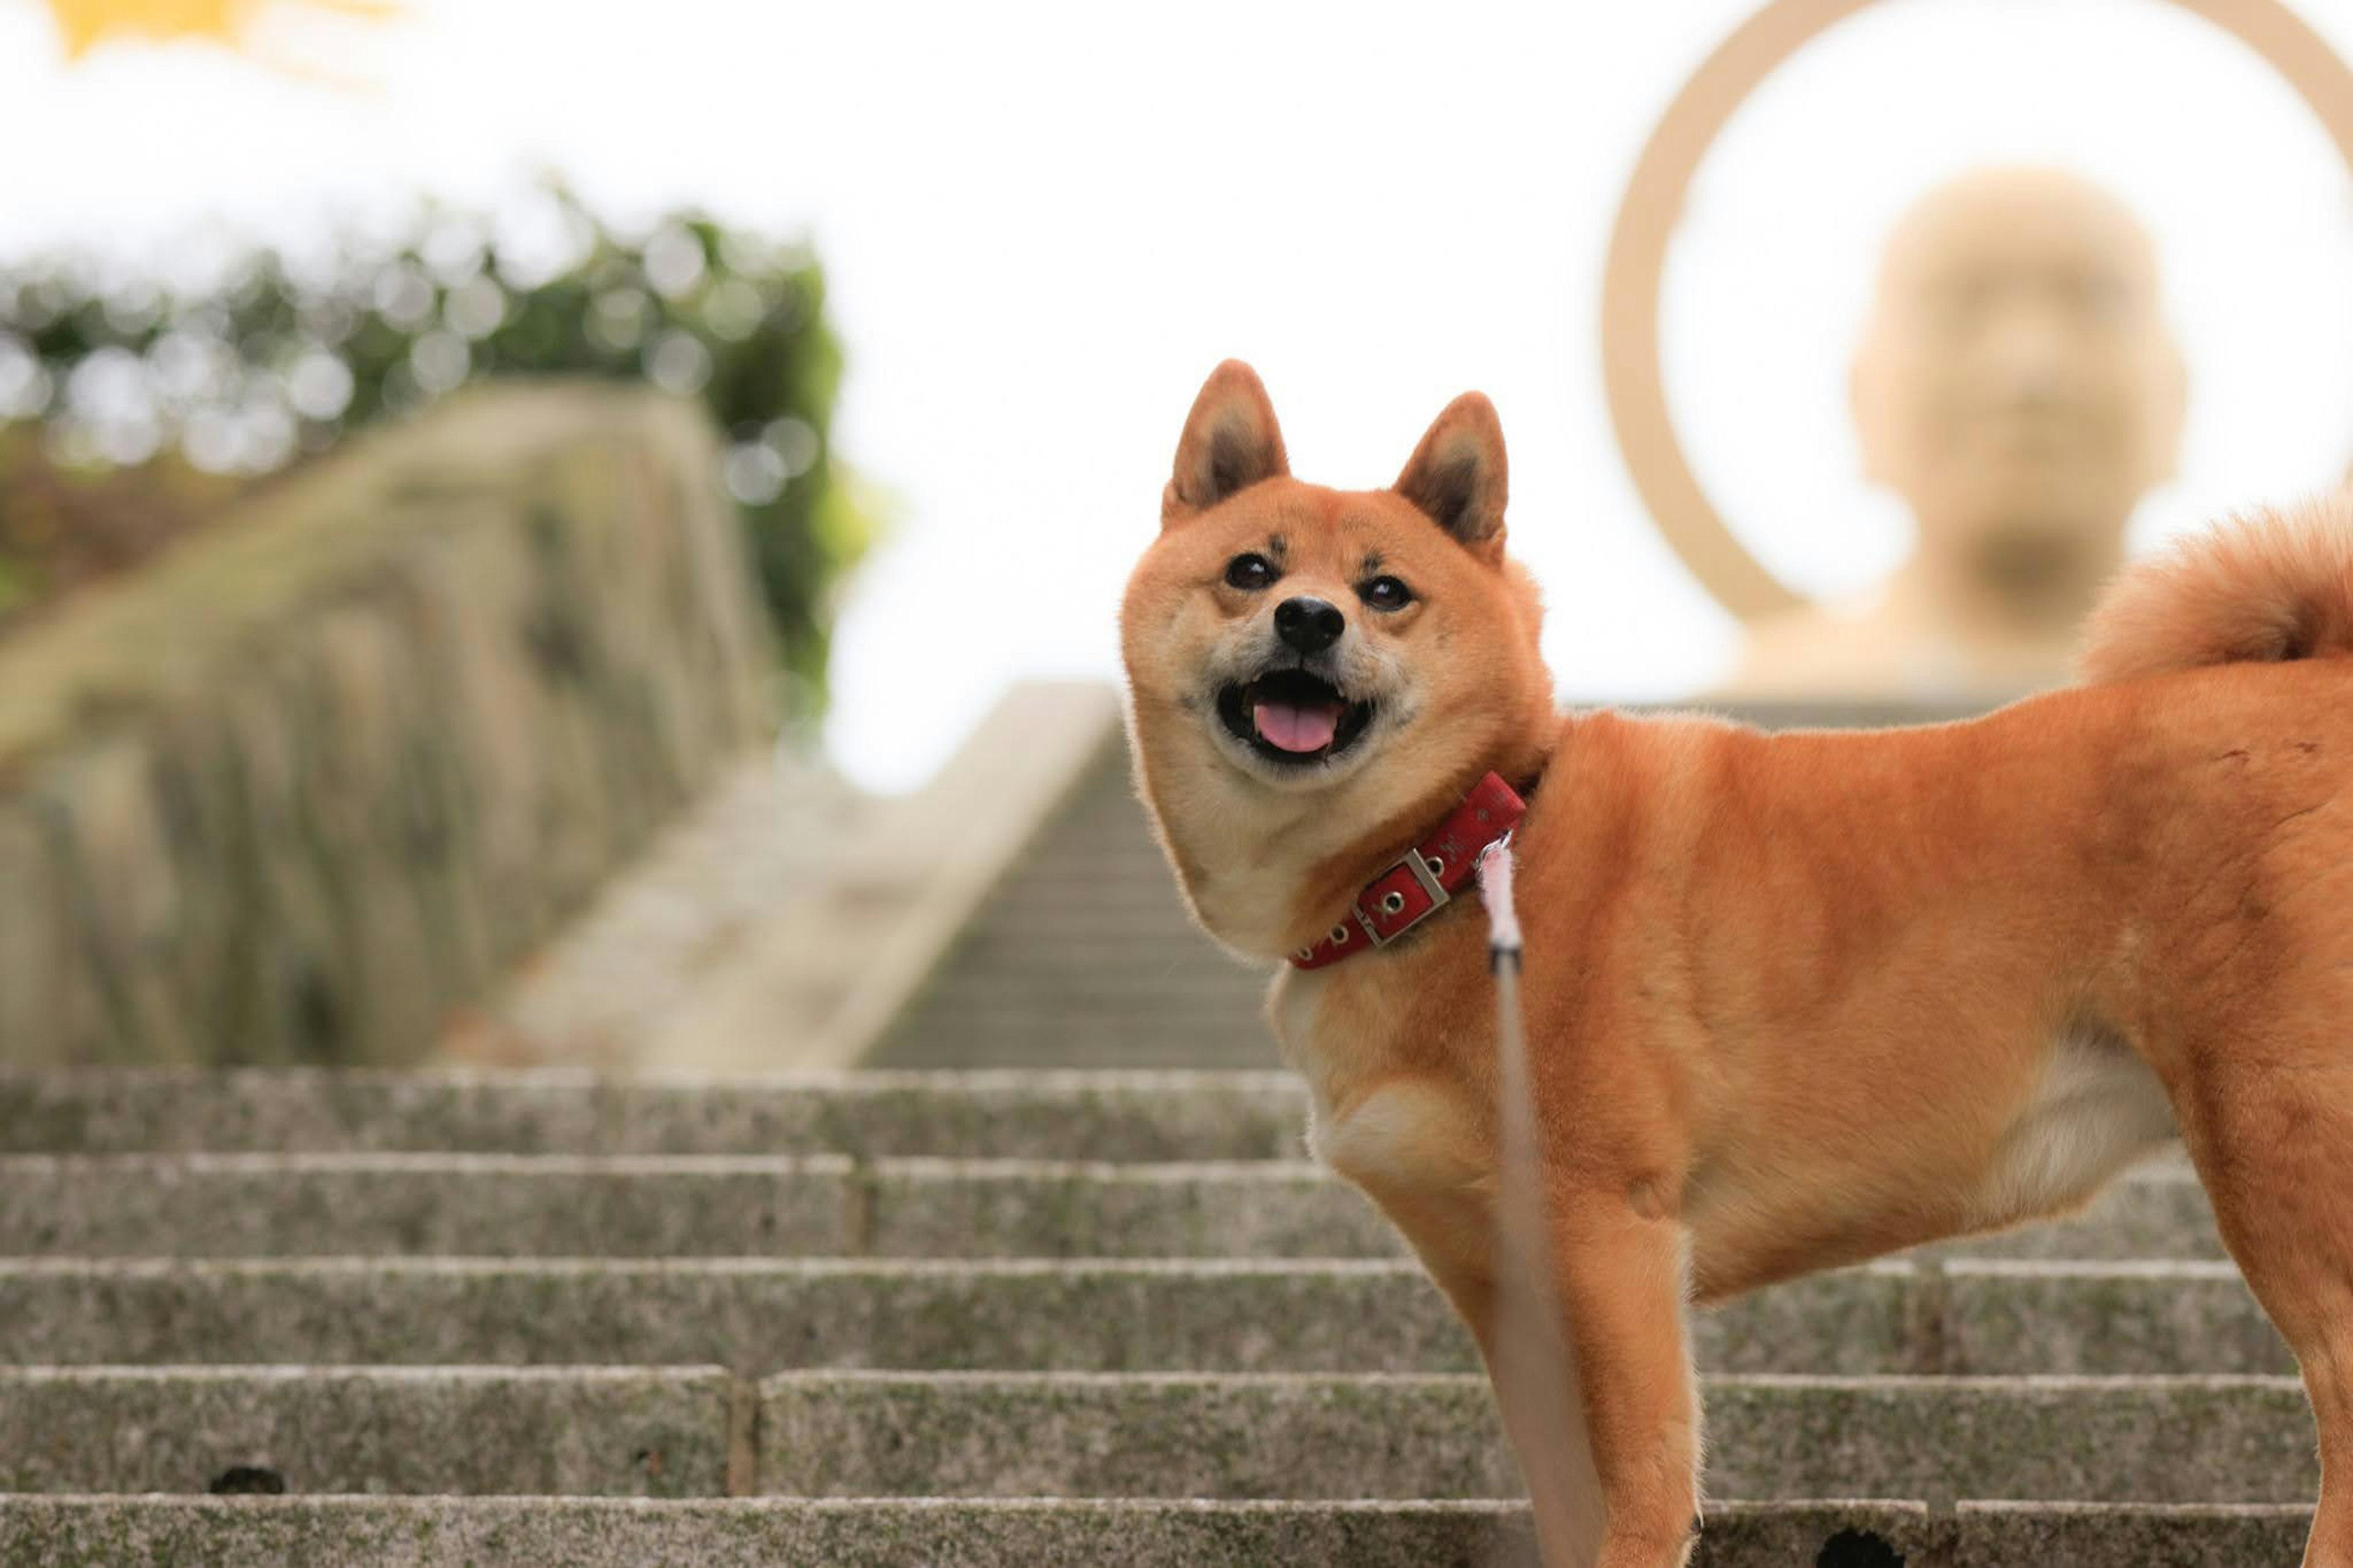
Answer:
0;1153;1398;1259
761;1373;1517;1500
757;1371;2316;1503
0;1496;2309;1567
0;1366;730;1496
596;1072;1313;1164
854;1157;1394;1259
873;741;1275;1071
0;1258;1483;1374
0;1069;2221;1248
1952;1501;2312;1567
0;1255;2261;1377
1943;1260;2290;1375
10;1150;2211;1262
0;807;64;1067
0;385;774;1068
0;1154;855;1257
0;1066;2303;1562
1699;1266;1918;1375
0;1069;1314;1159
0;1069;615;1156
1705;1376;2313;1505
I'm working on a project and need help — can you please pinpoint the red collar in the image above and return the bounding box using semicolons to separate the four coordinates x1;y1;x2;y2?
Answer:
1289;772;1528;969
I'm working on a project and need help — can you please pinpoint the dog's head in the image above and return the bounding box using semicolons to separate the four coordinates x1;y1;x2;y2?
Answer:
1119;360;1555;958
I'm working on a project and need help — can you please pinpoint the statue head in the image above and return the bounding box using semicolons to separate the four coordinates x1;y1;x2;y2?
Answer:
1851;167;2186;608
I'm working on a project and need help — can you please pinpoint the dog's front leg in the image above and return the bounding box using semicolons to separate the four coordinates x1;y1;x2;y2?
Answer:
1552;1197;1702;1568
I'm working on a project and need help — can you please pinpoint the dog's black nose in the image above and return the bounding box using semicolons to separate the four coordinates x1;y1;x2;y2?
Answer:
1274;596;1345;654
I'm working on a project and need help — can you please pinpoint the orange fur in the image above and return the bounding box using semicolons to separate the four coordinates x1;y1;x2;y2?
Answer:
2080;488;2353;684
1122;365;2353;1568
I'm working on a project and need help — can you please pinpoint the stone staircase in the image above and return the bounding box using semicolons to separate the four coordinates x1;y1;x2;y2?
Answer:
0;1068;2313;1565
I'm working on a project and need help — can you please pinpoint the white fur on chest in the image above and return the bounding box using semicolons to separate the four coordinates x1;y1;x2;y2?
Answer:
1268;965;1490;1199
1972;1029;2179;1227
1268;966;1341;1160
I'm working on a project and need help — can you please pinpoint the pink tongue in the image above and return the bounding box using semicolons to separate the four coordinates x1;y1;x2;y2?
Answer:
1254;701;1341;754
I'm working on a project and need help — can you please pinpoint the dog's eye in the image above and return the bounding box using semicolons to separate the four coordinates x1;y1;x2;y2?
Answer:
1360;575;1414;612
1224;554;1278;591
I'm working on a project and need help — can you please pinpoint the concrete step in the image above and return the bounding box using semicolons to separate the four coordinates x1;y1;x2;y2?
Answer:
0;1064;2289;1563
10;1365;2299;1506
0;1495;2309;1567
0;1070;1310;1161
0;1257;2286;1376
0;1155;2220;1262
0;1156;1388;1260
1939;1260;2287;1375
0;1367;736;1496
759;1371;2314;1503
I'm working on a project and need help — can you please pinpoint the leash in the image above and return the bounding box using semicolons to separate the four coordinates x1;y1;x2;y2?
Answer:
1478;837;1605;1568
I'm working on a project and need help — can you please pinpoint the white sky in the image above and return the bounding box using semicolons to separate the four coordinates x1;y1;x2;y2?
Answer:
3;0;2351;791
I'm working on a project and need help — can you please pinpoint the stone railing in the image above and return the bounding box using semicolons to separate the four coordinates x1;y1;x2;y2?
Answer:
0;384;775;1066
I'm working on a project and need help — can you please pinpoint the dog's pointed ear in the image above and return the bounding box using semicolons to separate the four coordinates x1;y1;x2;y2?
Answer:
1165;360;1289;526
1395;392;1507;552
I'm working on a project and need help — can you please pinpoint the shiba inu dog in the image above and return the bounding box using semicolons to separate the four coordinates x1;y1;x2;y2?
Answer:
1119;360;2353;1568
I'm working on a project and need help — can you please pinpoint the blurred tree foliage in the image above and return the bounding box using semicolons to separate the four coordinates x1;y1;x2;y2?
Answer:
0;182;874;715
35;0;403;64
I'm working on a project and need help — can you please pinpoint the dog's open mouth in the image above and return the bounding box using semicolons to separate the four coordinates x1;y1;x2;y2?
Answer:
1215;668;1376;765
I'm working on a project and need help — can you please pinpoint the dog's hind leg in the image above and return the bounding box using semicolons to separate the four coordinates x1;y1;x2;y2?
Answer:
2171;1034;2353;1567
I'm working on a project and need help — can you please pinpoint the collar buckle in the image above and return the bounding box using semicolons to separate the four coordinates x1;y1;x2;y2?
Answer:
1289;771;1528;971
1358;846;1451;947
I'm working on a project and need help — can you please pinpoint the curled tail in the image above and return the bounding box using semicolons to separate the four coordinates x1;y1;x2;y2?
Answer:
2078;490;2353;686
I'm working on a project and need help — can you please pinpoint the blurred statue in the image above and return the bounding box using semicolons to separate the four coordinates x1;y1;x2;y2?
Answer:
1724;167;2186;699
